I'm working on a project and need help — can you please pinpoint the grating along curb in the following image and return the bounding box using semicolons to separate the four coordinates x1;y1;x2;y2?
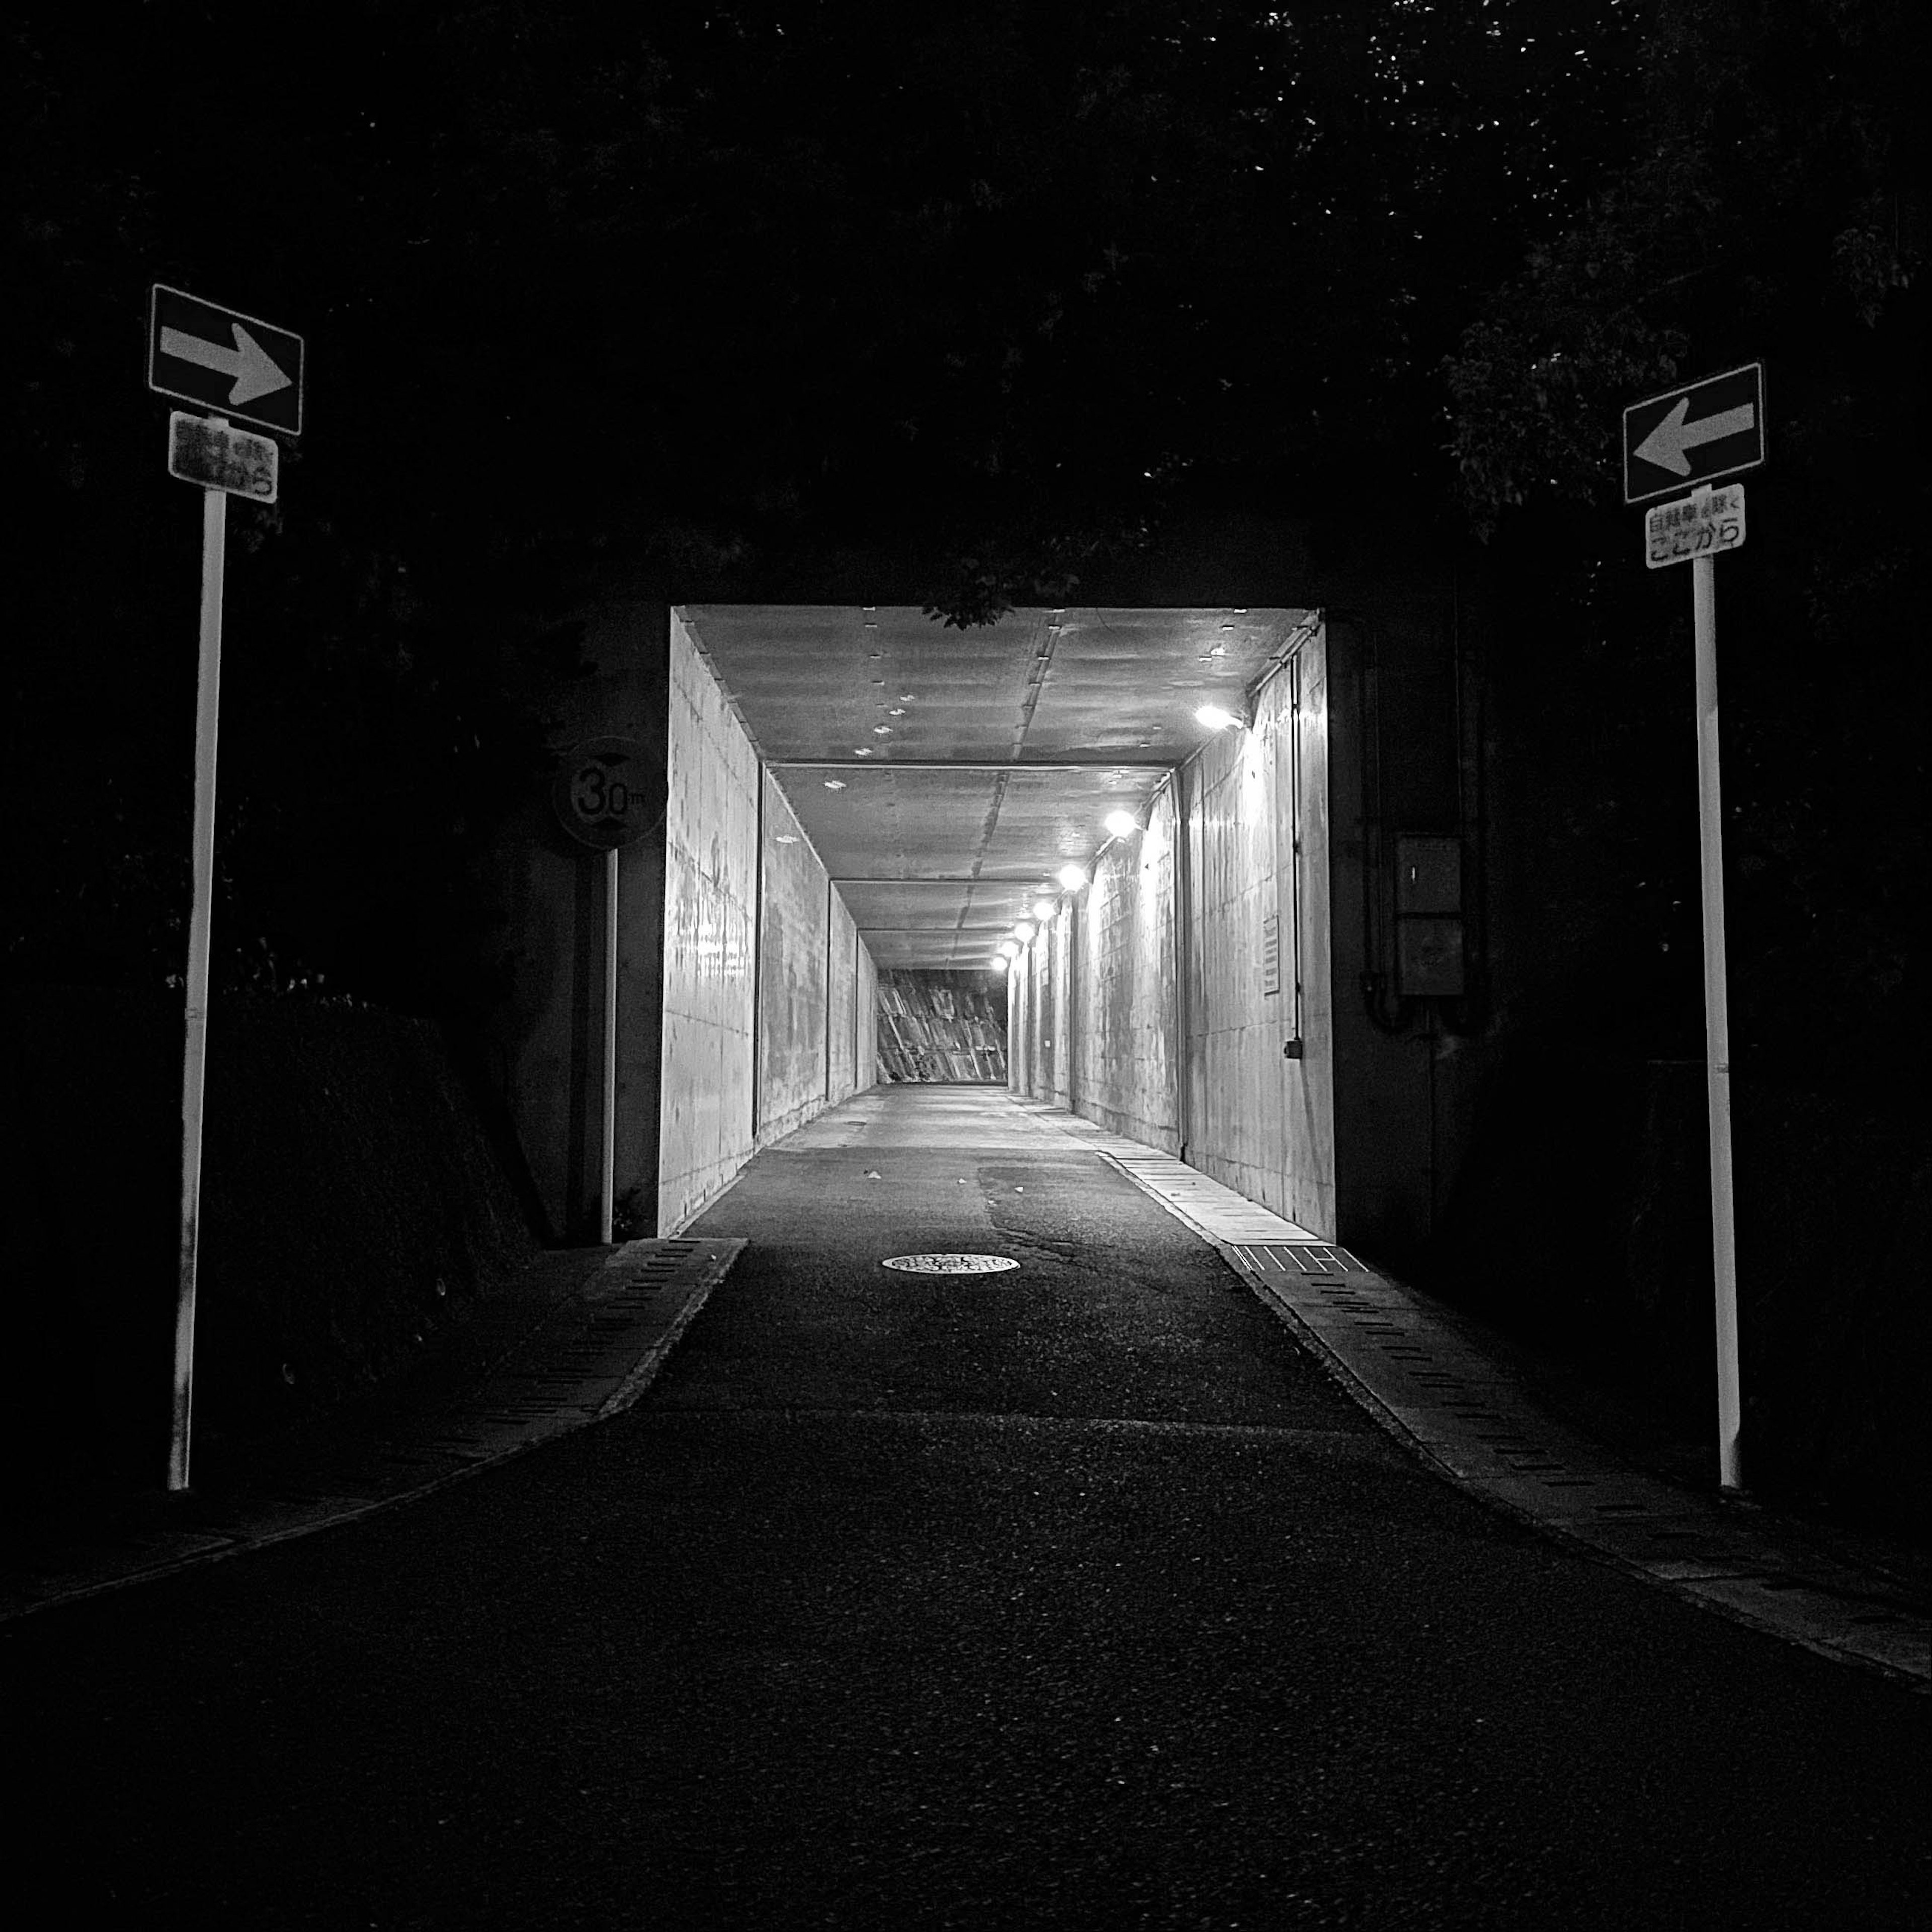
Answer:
1025;1121;1932;1693
0;1238;744;1626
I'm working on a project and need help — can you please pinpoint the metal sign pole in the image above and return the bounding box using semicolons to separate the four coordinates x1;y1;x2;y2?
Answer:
601;845;618;1245
169;473;228;1491
1691;542;1743;1490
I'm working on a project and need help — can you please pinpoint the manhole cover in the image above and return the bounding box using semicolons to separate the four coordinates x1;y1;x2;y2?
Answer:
881;1253;1021;1275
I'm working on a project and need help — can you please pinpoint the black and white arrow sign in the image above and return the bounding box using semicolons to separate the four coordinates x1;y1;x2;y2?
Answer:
149;285;305;436
1623;362;1763;504
158;321;292;408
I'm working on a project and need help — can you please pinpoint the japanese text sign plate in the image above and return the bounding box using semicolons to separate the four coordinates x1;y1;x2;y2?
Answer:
167;411;279;501
149;285;304;437
1644;484;1746;569
1624;362;1763;505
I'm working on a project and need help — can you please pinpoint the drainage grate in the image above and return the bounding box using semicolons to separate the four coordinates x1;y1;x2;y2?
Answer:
1234;1243;1367;1275
881;1253;1021;1275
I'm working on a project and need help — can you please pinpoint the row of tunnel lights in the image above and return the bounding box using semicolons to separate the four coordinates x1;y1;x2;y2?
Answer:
990;703;1244;974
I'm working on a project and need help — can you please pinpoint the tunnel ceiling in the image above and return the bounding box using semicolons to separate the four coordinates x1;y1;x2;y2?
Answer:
677;606;1314;968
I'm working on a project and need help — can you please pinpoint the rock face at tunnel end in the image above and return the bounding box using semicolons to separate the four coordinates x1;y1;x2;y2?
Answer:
877;970;1008;1084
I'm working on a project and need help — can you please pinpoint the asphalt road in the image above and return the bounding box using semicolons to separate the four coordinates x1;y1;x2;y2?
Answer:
6;1092;1928;1927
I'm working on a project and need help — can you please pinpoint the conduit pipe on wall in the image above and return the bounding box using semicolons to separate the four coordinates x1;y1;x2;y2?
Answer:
749;770;766;1139
601;846;618;1244
1171;764;1193;1163
1287;653;1306;1048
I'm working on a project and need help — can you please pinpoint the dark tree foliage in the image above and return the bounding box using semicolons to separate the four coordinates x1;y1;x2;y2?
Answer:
10;0;1916;1061
1444;0;1925;1064
8;0;1648;1007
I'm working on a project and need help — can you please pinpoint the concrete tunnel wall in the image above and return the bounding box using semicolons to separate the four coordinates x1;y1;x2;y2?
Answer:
1010;630;1339;1241
659;610;877;1235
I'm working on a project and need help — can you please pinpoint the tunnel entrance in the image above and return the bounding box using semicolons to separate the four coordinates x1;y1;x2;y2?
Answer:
493;602;1479;1257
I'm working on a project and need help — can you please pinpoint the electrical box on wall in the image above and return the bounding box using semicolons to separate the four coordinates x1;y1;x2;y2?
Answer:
1394;835;1465;996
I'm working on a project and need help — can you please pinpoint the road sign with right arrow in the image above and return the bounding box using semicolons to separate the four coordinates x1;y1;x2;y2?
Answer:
149;285;304;437
1623;362;1763;504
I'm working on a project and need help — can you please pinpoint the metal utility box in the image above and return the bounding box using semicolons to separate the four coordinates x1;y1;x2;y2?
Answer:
1394;835;1465;996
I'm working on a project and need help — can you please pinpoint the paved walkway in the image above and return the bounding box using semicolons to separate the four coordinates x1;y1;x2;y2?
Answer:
6;1084;1927;1927
2;1240;742;1621
7;1087;1926;1694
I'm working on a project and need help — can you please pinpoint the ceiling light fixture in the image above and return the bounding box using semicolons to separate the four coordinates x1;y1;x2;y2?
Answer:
824;780;847;790
1195;704;1241;732
998;940;1021;959
1031;898;1056;922
1013;921;1035;942
1103;810;1139;838
1056;864;1089;892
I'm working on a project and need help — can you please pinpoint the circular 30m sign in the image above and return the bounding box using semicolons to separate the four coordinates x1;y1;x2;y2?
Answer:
552;737;666;851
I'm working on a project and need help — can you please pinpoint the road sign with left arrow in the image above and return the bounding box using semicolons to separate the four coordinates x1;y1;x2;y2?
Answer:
149;285;304;436
1623;362;1763;504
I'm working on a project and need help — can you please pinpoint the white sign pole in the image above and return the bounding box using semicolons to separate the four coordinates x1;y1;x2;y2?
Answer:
1691;531;1743;1491
600;845;618;1245
169;463;229;1491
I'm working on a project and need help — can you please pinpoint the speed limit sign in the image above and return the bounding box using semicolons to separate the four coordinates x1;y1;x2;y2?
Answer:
552;738;666;850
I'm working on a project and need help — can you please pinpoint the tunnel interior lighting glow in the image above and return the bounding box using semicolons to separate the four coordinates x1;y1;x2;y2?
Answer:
1103;809;1139;838
1031;897;1056;922
1195;704;1241;732
992;955;1008;972
1013;921;1036;941
997;939;1021;959
1056;864;1089;891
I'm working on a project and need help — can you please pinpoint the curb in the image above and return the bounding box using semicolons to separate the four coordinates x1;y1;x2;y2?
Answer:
1027;1121;1932;1693
1;1238;743;1626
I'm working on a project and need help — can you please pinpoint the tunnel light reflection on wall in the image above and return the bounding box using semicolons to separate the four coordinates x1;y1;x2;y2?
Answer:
1195;703;1242;732
1056;864;1089;891
1103;809;1139;838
